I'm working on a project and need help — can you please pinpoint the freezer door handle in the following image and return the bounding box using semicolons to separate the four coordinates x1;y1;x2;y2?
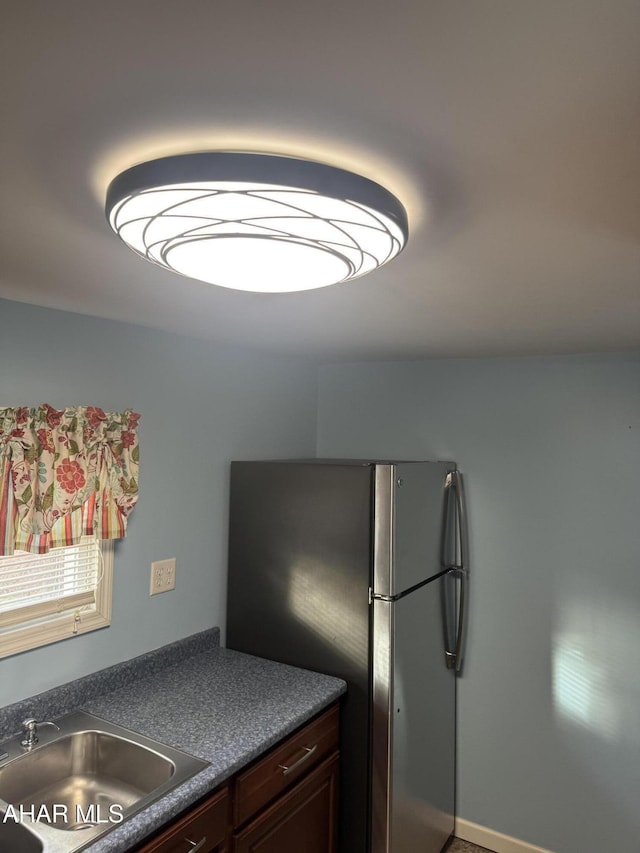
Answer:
444;470;469;673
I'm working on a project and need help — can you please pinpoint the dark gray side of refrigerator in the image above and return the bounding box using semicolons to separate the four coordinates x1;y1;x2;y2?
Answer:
226;460;374;853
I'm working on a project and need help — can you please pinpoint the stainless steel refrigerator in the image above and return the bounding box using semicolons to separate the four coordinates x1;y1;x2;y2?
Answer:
226;460;468;853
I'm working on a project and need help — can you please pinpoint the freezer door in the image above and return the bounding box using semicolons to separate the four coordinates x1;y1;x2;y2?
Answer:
374;461;454;598
371;579;455;853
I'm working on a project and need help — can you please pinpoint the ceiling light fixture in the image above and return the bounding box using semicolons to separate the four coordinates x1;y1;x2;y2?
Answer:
105;152;408;293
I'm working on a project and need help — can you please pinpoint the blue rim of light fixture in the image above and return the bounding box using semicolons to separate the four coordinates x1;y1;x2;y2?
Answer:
105;152;409;293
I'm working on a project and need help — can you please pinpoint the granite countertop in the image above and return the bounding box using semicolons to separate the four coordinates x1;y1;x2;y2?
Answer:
0;629;346;853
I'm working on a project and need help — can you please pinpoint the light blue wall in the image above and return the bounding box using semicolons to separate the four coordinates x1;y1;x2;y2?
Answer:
0;299;318;706
317;354;640;853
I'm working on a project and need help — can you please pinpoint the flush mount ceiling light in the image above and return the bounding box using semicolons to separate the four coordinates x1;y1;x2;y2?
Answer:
105;152;408;293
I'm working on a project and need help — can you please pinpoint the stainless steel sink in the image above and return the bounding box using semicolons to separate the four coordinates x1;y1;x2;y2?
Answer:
0;817;43;852
0;710;209;853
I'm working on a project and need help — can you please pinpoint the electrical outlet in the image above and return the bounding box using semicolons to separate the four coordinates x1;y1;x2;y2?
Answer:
150;558;176;595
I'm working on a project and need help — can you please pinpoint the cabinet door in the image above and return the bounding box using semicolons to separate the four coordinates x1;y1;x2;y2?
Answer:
233;753;338;853
135;786;229;853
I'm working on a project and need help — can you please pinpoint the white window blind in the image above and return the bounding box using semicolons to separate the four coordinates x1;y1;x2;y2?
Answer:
0;537;101;629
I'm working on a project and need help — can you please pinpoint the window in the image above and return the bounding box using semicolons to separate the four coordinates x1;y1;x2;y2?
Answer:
0;537;113;658
1;403;138;658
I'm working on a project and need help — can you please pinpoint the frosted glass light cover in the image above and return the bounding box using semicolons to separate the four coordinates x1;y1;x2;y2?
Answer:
106;154;408;293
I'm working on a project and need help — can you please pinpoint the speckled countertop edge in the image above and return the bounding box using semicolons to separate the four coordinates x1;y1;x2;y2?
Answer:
0;630;346;853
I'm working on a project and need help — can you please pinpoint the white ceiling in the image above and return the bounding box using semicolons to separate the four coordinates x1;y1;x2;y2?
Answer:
1;1;639;360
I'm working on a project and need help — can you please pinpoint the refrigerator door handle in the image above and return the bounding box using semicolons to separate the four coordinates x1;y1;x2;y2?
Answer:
448;565;468;672
444;470;469;673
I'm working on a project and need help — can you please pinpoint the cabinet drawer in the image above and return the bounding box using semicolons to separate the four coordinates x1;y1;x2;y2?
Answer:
233;703;339;827
135;785;229;853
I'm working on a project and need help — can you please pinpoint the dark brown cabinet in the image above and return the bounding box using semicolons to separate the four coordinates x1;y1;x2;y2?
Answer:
134;784;229;853
233;752;339;853
133;703;339;853
232;703;339;853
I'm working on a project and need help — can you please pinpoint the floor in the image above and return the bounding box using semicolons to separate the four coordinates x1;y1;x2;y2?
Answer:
448;839;496;853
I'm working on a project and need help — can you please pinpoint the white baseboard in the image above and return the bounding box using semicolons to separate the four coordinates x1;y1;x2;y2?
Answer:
454;818;555;853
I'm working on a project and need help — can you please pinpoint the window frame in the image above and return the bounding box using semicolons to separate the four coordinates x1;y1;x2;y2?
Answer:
0;540;113;659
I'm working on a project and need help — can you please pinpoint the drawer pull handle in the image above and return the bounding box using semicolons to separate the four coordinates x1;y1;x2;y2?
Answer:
278;744;318;776
186;836;207;851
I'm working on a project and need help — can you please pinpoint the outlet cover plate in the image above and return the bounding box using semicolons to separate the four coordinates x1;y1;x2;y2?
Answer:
150;558;176;595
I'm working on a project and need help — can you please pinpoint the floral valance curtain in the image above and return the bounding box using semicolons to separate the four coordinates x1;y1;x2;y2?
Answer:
0;404;140;556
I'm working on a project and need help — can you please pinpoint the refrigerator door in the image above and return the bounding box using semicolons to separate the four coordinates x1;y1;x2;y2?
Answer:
374;461;454;598
372;580;455;853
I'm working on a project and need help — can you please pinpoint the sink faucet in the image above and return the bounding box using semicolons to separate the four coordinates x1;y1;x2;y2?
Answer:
21;717;60;749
